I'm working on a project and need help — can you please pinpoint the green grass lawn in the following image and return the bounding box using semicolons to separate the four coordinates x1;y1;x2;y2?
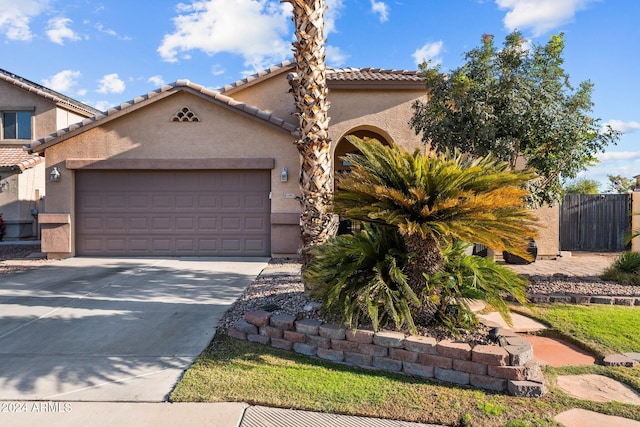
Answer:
171;328;640;426
529;304;640;358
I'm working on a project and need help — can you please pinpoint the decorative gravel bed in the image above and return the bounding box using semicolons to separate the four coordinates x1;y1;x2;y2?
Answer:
220;258;640;342
526;276;640;297
0;244;49;275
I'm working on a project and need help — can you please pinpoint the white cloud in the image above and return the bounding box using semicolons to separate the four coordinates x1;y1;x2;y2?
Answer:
93;100;113;111
147;75;165;86
495;0;596;36
42;70;82;93
95;23;131;40
97;73;125;94
597;151;640;162
326;45;348;67
95;23;116;37
211;65;225;76
0;0;51;41
158;0;292;71
412;41;444;67
583;150;640;187
324;0;345;35
602;119;640;135
46;17;81;45
370;0;389;23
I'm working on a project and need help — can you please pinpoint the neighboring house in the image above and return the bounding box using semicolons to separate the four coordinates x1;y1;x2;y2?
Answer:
0;69;101;240
25;61;559;259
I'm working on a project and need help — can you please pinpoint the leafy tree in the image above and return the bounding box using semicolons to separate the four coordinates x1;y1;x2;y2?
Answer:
410;31;620;206
607;174;635;193
563;178;600;194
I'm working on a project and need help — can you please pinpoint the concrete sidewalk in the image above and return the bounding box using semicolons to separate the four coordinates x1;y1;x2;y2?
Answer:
0;402;443;427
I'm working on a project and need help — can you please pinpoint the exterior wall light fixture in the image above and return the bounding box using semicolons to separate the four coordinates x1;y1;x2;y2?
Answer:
281;167;288;182
50;167;61;182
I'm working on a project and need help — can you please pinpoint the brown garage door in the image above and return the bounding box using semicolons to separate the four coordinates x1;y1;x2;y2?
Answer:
75;170;271;256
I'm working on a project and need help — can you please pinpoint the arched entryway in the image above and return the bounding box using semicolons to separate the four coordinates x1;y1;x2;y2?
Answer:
333;128;392;234
334;128;392;174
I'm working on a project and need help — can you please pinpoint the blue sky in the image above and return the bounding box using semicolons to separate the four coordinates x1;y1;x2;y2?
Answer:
2;0;638;189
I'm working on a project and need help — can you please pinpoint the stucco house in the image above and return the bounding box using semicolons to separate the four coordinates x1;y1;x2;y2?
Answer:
0;69;100;240
25;61;559;259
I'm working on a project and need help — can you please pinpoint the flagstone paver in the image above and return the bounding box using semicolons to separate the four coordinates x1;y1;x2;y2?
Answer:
556;374;640;405
555;408;640;427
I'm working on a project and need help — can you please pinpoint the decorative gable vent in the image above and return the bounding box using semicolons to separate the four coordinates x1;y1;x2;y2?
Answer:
172;106;200;122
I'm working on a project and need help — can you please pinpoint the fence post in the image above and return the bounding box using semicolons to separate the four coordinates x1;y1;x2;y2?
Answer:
632;192;639;252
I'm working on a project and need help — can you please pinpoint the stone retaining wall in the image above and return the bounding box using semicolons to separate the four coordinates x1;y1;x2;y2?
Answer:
229;311;546;398
528;294;640;306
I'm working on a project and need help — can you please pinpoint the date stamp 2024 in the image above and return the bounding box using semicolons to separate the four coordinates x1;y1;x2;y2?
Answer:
1;402;73;413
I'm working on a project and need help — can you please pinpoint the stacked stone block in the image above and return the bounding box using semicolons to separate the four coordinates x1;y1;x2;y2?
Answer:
229;311;546;397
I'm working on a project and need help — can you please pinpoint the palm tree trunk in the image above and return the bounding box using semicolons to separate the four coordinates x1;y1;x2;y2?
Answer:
284;0;338;266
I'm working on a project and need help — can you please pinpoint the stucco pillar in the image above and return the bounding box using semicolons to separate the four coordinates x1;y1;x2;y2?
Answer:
39;213;72;259
532;204;560;258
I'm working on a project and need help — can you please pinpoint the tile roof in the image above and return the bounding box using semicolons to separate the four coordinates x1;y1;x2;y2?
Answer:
0;68;102;117
0;147;43;173
328;67;423;82
26;80;298;153
219;61;425;94
219;61;296;94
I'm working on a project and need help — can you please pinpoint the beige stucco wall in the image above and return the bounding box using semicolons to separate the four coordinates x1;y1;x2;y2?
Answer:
328;89;426;152
226;72;297;128
0;81;59;140
42;90;301;257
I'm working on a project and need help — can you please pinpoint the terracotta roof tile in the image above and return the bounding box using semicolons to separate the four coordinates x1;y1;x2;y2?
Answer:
328;67;423;82
0;147;43;173
0;68;102;117
219;61;424;94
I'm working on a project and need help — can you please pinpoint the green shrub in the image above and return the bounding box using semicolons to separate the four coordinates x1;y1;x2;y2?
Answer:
601;251;640;285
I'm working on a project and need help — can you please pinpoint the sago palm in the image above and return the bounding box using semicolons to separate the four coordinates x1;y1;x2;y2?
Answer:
335;136;539;291
304;224;420;333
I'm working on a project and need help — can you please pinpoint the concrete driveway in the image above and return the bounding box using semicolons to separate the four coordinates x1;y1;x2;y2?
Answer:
0;257;268;402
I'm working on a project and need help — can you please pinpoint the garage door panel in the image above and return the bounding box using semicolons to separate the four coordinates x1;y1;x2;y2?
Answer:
152;195;174;209
198;195;218;208
175;217;195;231
106;217;126;231
222;195;242;209
222;217;241;231
198;217;217;230
176;195;196;208
128;195;150;209
76;170;271;256
245;217;266;231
